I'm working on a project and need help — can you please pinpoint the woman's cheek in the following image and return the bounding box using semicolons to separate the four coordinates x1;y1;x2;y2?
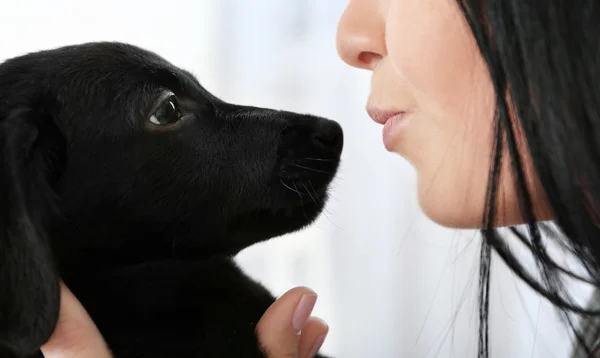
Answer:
386;0;480;115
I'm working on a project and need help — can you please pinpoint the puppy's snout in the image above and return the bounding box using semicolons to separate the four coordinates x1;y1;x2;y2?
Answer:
311;119;343;154
277;116;343;185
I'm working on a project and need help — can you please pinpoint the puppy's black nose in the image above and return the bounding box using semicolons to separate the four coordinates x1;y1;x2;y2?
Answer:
279;116;344;155
311;119;343;154
277;116;343;185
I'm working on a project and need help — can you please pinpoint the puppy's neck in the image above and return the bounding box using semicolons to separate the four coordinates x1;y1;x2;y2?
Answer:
49;215;227;272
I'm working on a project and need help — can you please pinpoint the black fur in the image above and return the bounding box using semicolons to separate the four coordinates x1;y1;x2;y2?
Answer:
0;42;342;358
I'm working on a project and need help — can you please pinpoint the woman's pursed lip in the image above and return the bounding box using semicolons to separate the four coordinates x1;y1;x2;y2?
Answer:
366;104;411;152
366;105;406;125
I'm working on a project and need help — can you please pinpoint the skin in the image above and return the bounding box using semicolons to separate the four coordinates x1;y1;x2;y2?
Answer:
44;0;558;357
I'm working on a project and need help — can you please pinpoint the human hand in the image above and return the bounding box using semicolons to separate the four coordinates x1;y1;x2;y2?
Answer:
40;284;327;358
41;282;112;358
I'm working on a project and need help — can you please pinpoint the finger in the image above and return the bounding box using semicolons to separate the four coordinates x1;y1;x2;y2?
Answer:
256;286;327;358
41;282;112;358
298;317;328;358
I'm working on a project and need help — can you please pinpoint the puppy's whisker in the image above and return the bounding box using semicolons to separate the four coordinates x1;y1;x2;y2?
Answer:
300;181;317;206
305;189;339;229
293;163;331;174
172;237;178;260
304;157;334;162
296;187;308;220
280;179;301;195
291;181;303;199
307;181;321;204
308;180;333;216
325;189;340;203
321;210;341;230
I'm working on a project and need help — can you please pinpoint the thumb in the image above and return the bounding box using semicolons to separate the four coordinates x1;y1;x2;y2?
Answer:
256;287;328;358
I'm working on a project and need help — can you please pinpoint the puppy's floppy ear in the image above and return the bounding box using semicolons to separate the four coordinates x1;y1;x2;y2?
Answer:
0;107;63;357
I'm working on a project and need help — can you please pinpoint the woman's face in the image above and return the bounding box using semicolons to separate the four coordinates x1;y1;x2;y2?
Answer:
336;0;549;227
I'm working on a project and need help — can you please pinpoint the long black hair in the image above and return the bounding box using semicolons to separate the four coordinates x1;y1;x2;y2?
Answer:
456;1;600;356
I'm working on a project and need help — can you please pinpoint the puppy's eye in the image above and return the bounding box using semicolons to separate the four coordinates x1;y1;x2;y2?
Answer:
150;95;182;126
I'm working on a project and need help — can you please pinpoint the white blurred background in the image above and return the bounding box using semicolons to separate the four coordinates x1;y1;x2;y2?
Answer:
0;1;589;357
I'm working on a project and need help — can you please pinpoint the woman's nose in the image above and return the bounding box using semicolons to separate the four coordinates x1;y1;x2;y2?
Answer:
336;0;386;71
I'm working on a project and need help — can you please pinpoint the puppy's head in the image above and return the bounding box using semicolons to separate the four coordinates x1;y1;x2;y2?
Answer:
0;42;342;355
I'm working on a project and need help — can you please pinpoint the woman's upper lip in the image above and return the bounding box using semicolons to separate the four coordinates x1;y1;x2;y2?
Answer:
366;106;405;125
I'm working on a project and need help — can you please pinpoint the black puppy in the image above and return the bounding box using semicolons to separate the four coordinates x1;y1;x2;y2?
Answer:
0;42;342;358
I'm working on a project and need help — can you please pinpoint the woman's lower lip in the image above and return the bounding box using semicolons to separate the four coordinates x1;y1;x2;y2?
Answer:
382;113;407;151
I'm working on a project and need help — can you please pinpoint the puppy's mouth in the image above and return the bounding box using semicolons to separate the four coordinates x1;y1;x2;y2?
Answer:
268;179;330;217
274;161;334;209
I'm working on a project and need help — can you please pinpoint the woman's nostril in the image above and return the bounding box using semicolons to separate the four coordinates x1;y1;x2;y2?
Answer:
358;51;381;67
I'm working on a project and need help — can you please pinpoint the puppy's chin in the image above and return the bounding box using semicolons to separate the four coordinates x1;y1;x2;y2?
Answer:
219;186;329;252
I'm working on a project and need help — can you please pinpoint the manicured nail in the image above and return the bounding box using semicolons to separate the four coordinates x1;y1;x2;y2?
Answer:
308;334;327;357
292;293;318;332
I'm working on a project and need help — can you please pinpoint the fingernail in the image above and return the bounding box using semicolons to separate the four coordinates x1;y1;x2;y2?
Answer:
308;334;327;357
292;293;317;332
